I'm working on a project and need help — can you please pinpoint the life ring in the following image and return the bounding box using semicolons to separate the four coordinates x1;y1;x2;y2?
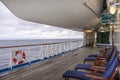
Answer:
12;50;26;65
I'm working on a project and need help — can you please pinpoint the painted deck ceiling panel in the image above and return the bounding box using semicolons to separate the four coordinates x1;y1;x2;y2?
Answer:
1;0;103;30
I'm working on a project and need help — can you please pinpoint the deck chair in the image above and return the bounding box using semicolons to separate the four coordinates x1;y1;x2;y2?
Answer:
87;48;108;57
63;56;119;80
75;50;118;71
83;47;114;64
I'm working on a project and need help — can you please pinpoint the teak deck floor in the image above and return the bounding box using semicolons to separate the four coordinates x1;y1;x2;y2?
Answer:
0;47;100;80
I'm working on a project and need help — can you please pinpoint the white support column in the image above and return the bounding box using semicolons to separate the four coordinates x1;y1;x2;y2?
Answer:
83;31;95;46
83;32;87;46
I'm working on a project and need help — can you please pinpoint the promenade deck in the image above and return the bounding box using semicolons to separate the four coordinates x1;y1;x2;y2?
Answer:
0;47;100;80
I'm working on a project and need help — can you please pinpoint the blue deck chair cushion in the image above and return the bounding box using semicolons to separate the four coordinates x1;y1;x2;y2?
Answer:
88;54;98;57
75;64;92;70
102;56;119;79
63;70;90;80
63;55;119;80
87;47;114;58
84;48;114;62
105;50;117;68
84;57;97;61
106;48;114;57
75;50;117;70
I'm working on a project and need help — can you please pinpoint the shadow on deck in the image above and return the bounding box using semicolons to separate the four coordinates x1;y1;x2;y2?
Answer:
0;47;100;80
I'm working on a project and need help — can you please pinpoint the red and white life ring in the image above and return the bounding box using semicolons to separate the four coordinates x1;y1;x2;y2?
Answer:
12;50;26;65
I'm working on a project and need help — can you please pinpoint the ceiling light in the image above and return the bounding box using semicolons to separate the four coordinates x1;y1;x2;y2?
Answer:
100;27;104;29
101;30;105;32
84;30;92;33
110;6;116;14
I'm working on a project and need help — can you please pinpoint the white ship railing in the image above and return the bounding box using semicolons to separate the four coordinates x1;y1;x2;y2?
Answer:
0;40;83;74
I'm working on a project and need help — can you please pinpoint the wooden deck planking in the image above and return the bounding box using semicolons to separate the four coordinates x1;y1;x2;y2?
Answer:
0;47;100;80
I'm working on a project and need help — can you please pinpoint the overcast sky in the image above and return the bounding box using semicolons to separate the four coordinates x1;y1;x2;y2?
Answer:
0;2;83;40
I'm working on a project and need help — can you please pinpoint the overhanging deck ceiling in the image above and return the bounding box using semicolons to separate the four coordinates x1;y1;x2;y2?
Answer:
1;0;103;30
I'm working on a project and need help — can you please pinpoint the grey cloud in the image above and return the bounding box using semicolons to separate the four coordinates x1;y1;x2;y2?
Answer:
14;21;45;30
14;20;65;33
38;25;66;33
0;1;83;39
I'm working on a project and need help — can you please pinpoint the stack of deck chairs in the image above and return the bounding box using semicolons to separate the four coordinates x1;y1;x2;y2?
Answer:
63;47;120;80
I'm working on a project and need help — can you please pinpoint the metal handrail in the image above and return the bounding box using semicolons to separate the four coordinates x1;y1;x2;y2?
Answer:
0;40;80;49
0;40;83;74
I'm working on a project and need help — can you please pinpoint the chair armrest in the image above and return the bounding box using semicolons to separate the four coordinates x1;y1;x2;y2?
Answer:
91;66;106;70
91;68;106;72
98;58;107;60
100;60;108;64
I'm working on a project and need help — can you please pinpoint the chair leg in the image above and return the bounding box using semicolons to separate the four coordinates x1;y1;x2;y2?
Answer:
65;78;69;80
74;68;77;70
83;60;86;64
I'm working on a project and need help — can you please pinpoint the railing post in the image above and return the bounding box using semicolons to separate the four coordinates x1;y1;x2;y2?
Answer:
39;45;42;60
62;42;64;53
9;49;13;70
49;45;51;57
28;47;31;65
51;44;53;57
57;44;59;55
43;45;46;58
65;42;67;51
41;45;44;60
